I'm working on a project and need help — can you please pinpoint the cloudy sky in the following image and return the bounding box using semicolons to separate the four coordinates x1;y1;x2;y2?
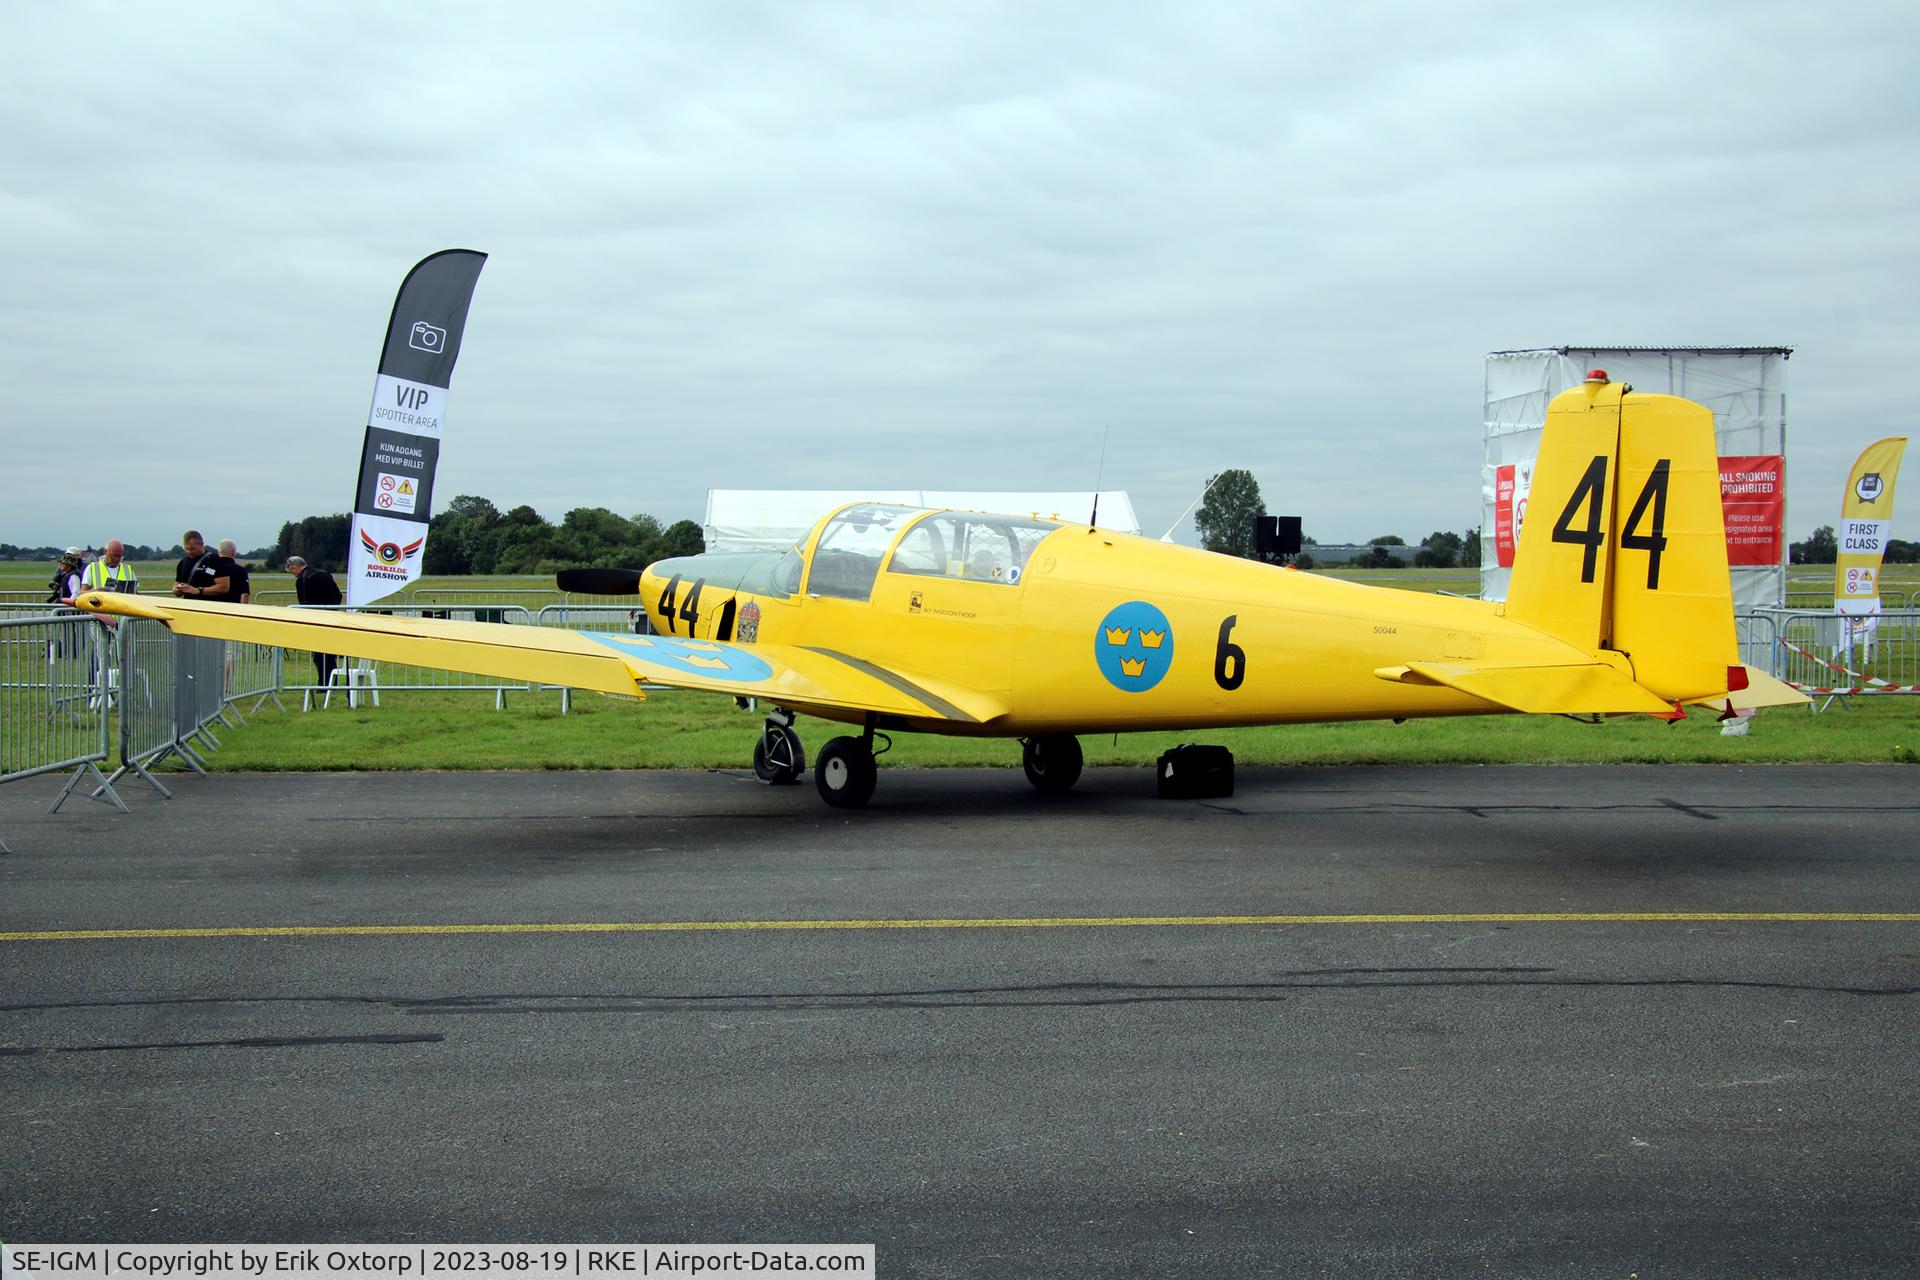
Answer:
4;0;1916;553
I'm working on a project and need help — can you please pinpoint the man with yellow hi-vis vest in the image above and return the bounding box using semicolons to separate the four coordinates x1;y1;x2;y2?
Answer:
81;540;139;595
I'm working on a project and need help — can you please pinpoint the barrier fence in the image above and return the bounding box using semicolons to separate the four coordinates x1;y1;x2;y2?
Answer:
1751;608;1920;700
114;620;180;794
0;614;125;842
275;604;541;709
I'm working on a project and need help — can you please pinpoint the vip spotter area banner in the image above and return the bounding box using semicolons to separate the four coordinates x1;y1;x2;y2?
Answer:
347;249;488;607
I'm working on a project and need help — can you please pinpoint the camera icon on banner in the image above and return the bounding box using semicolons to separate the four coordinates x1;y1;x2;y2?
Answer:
408;320;447;353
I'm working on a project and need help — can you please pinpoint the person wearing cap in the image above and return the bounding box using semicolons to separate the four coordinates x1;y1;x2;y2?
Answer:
50;549;84;606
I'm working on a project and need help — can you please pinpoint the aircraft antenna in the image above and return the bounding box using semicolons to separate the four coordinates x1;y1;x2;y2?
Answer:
1159;471;1223;542
1090;426;1110;529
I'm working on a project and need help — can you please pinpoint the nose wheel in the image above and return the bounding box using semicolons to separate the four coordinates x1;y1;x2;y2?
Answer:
753;712;805;785
1022;735;1083;793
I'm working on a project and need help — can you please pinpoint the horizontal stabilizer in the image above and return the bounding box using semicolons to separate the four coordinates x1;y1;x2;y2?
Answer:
1684;666;1808;712
1374;660;1675;715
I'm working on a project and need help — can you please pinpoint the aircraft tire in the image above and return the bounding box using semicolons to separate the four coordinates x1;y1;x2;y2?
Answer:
754;724;805;785
1022;735;1083;793
815;737;878;809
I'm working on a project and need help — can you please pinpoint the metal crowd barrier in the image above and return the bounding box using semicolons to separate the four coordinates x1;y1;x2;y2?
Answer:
172;632;230;767
0;614;126;840
224;639;285;718
1783;585;1912;612
1732;612;1778;675
111;619;181;795
277;603;540;709
0;616;293;838
1753;608;1920;703
534;603;653;634
415;587;566;610
251;587;572;609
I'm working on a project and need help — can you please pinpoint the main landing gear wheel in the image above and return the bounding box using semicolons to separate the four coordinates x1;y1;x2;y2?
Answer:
815;736;878;809
1022;735;1084;794
753;721;805;785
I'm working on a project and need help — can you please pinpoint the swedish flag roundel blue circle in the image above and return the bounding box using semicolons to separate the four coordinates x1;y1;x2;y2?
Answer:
590;633;775;682
1094;601;1174;692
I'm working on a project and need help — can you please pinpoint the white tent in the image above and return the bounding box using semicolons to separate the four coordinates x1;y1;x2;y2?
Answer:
1482;347;1791;614
704;490;1138;553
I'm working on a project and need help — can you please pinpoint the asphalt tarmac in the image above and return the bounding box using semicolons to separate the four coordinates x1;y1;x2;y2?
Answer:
3;764;1918;1278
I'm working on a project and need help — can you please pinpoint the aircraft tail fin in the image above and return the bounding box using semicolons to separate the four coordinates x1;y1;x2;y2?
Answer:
1504;372;1768;706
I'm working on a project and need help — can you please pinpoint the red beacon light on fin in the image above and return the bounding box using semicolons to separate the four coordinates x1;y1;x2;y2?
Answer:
1584;369;1609;384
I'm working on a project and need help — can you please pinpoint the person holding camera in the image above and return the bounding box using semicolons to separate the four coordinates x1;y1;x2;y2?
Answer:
49;548;84;607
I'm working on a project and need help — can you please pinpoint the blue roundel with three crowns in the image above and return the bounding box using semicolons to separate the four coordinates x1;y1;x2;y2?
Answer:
590;633;775;683
1094;601;1174;692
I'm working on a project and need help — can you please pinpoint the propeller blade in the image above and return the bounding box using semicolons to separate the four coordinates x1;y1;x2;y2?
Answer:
556;568;644;595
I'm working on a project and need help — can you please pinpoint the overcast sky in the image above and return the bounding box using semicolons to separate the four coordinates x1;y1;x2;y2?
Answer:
4;1;1916;554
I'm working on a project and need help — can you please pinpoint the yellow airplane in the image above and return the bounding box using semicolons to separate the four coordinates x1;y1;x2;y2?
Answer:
78;373;1801;807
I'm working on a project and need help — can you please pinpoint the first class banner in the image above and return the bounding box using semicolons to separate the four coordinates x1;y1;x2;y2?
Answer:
1834;436;1908;616
346;250;488;607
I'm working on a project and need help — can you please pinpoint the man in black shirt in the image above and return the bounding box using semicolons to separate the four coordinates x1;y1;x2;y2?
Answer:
287;555;344;688
173;530;234;602
218;539;252;603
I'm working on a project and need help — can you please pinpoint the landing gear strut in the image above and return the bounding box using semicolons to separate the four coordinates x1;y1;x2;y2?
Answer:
1022;735;1083;793
816;715;887;809
753;708;805;785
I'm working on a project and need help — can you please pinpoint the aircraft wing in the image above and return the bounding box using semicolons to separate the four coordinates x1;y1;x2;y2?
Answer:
73;593;1005;725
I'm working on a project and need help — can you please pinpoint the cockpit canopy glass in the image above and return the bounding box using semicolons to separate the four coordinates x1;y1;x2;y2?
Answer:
806;504;926;601
886;513;1059;586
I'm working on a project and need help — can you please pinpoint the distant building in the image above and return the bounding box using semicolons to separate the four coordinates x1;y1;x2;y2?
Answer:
1299;544;1393;567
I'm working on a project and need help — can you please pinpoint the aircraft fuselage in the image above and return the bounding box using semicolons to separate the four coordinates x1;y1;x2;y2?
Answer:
639;520;1594;737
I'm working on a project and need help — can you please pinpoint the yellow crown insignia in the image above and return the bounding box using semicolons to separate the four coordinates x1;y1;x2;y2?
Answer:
1119;656;1147;677
1104;627;1132;646
1139;629;1165;648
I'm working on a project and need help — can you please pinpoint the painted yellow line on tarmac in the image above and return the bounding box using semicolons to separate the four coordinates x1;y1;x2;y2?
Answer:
2;912;1917;944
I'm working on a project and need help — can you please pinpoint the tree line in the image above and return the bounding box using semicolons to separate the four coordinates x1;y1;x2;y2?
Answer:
1191;468;1481;569
263;496;705;575
1;541;273;562
1789;526;1920;564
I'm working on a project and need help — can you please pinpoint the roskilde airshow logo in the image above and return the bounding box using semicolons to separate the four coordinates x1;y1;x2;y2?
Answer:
1094;600;1174;692
407;320;447;354
1856;472;1885;504
359;529;425;580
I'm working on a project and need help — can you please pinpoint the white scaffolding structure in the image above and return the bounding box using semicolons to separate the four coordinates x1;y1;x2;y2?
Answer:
1482;346;1791;613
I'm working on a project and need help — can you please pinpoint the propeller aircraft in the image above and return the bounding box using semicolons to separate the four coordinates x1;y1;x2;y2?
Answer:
78;373;1802;807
